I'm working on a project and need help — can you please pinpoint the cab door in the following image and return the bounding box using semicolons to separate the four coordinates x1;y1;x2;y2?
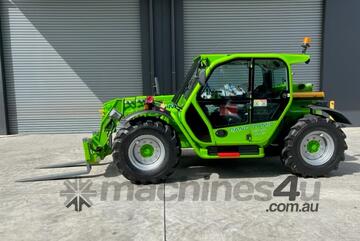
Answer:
195;58;290;150
196;58;252;146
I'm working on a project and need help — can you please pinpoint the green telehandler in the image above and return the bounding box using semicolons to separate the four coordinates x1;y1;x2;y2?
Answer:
19;38;350;183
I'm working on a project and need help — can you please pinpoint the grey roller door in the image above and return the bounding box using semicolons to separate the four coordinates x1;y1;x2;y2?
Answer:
1;0;142;133
184;0;323;89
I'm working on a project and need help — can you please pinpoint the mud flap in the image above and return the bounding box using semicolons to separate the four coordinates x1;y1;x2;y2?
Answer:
309;105;351;125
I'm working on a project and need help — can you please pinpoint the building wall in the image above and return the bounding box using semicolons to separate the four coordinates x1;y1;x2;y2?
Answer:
323;0;360;125
183;0;324;89
0;0;143;133
0;0;359;134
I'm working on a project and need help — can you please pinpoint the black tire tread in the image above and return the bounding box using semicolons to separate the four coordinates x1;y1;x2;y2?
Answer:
281;115;347;177
112;119;180;184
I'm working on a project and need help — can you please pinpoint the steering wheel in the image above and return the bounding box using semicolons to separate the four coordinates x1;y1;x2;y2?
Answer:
253;85;268;98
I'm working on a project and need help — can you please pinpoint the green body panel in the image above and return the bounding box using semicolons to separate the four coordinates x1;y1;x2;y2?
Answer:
83;53;329;163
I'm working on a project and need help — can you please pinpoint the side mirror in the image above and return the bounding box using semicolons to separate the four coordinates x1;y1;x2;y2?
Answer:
197;69;206;86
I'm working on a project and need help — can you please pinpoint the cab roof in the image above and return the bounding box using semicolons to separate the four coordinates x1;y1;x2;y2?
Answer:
198;53;310;66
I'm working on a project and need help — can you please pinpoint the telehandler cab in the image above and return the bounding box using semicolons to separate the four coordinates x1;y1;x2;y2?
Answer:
19;38;350;183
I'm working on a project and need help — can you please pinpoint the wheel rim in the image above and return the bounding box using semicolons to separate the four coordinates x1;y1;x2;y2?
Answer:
300;130;335;166
128;134;165;171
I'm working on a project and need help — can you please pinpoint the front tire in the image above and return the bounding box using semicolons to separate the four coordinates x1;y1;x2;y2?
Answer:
281;115;347;177
112;120;180;184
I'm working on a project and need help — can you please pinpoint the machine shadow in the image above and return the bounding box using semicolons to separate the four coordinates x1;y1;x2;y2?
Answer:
167;156;289;183
102;153;360;182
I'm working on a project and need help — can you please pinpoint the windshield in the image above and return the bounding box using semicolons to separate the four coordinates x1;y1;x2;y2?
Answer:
172;59;200;105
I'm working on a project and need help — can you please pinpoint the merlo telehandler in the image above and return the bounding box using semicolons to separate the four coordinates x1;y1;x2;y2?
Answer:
19;38;350;183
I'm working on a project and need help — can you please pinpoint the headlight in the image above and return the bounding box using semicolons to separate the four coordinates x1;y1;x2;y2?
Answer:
109;109;122;120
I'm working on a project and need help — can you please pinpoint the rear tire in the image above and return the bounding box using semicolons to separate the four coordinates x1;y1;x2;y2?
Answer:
112;120;180;184
281;115;347;177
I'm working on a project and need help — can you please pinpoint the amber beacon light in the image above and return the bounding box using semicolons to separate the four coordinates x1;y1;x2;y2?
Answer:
302;37;312;54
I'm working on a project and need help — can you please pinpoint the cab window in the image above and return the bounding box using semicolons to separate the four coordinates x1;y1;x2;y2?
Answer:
252;59;288;123
197;59;250;128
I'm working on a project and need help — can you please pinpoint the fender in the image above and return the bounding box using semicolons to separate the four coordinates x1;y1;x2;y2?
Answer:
309;105;351;124
118;109;173;128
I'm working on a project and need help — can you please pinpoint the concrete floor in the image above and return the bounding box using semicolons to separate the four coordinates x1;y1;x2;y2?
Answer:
0;128;360;241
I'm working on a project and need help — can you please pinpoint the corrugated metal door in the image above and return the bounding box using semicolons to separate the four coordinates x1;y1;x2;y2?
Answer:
184;0;323;89
1;0;142;133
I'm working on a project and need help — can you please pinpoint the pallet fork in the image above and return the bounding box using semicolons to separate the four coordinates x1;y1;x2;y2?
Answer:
16;161;93;182
16;137;110;182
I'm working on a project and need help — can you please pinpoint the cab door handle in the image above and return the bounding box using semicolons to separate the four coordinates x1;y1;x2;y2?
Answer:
215;129;228;137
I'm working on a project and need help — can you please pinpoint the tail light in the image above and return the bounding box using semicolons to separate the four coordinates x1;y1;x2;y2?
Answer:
144;96;154;110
